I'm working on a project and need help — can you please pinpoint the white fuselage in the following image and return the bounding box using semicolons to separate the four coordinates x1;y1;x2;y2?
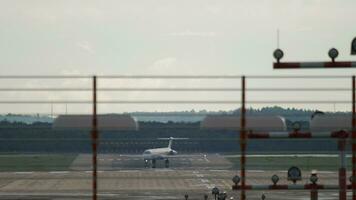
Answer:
143;147;177;160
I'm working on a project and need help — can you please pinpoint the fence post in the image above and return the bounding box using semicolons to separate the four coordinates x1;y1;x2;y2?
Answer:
92;76;98;200
310;184;318;200
339;139;347;200
240;76;246;200
353;75;356;200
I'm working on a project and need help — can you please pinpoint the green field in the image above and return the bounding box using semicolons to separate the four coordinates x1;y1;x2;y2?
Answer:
227;156;352;171
0;154;77;172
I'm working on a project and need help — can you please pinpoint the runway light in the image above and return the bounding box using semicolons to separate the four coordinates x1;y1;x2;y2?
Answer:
218;192;227;200
328;48;339;62
212;186;220;195
292;122;301;132
184;194;189;200
288;166;302;184
261;194;266;200
271;174;279;185
351;37;356;55
273;49;284;63
232;175;241;185
310;170;318;184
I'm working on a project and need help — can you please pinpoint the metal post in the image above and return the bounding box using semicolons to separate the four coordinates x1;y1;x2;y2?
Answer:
311;184;318;200
353;75;356;200
240;76;246;200
339;140;347;200
92;76;98;200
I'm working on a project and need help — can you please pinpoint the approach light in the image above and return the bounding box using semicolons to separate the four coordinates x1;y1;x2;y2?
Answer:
288;166;302;184
271;174;279;185
292;122;301;132
310;171;318;184
218;192;227;200
184;194;189;200
352;37;356;55
261;194;266;200
328;48;339;62
232;175;241;185
212;186;220;195
273;49;284;63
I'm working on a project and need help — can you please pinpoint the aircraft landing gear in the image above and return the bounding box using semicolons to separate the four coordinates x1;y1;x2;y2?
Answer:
144;159;149;168
152;159;156;168
165;159;169;168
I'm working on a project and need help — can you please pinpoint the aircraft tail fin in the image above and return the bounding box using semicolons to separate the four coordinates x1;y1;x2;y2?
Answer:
157;137;188;149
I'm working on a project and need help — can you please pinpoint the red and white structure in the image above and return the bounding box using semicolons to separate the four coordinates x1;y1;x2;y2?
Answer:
274;61;356;69
247;130;349;139
201;75;356;200
232;184;341;190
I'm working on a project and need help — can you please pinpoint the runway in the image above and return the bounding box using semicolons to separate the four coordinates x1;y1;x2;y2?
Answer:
0;154;348;200
70;153;232;170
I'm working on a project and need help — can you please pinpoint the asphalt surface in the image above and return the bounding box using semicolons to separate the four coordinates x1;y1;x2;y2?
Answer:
0;154;348;200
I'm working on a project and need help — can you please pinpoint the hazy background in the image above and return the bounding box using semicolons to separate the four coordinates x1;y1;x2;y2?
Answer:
0;0;355;114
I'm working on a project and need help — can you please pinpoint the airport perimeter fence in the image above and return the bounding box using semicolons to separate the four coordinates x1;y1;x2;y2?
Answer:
0;75;355;200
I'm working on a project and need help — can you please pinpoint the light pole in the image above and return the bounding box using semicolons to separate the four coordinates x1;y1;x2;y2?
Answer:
204;194;208;200
184;194;189;200
261;194;266;200
212;187;220;200
310;171;319;200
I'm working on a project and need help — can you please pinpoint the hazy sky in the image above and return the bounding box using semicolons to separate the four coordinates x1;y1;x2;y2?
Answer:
0;0;355;114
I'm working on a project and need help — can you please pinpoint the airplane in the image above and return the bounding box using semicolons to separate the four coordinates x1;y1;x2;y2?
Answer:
142;137;188;168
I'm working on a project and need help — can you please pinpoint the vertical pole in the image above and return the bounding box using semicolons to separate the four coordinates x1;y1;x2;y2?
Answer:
240;76;246;200
310;185;318;200
92;76;98;200
339;140;347;200
353;75;356;200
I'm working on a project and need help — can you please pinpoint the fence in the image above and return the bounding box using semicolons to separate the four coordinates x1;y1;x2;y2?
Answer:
0;75;355;200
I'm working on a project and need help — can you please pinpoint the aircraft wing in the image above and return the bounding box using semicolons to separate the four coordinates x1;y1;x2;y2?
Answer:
117;154;206;159
117;154;143;158
161;154;207;158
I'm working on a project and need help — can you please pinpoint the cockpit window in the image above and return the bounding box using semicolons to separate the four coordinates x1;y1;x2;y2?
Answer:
143;150;151;154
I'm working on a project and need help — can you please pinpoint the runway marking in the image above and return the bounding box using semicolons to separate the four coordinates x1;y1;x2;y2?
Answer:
205;184;215;189
118;170;140;173
204;155;210;163
318;171;334;174
247;170;265;173
14;172;33;174
193;170;214;189
49;171;69;174
153;169;174;172
209;170;229;172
